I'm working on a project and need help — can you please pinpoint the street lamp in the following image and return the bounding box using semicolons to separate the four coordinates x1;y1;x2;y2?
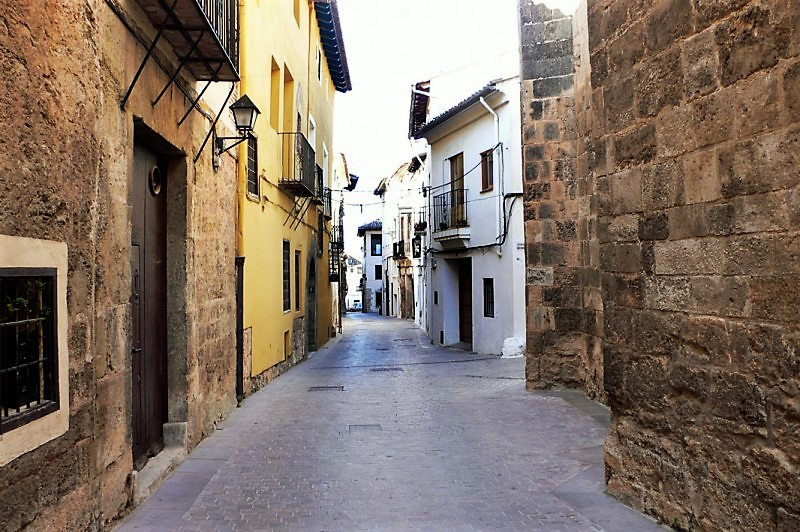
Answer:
216;95;261;154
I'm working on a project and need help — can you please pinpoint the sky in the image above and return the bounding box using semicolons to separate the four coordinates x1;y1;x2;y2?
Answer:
331;0;522;257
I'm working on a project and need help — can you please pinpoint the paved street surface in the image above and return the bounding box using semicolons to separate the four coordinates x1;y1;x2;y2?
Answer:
117;313;664;531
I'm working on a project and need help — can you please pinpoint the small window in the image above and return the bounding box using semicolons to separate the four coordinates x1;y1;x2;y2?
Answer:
270;59;280;131
370;234;382;256
308;115;317;151
434;291;438;305
316;46;322;82
294;251;301;311
247;135;258;197
481;148;494;192
1;269;59;433
374;264;382;280
282;241;290;312
483;278;495;318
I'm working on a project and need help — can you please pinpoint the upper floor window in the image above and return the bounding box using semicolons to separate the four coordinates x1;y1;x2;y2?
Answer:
370;234;382;256
1;269;59;433
247;135;258;197
374;264;382;280
481;148;494;192
282;241;291;312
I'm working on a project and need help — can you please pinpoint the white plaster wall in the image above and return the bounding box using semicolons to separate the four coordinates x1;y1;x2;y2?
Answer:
362;230;383;312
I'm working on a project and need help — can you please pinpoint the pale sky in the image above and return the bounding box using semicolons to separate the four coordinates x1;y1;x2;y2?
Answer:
332;0;523;255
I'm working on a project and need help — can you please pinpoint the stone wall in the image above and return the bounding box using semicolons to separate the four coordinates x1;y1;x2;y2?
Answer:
0;1;238;529
521;0;800;528
520;2;604;400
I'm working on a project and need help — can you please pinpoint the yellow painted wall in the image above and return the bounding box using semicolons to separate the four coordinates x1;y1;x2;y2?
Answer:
240;0;338;375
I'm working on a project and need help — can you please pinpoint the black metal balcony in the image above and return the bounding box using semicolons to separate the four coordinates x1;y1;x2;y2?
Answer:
311;165;324;205
329;223;344;283
392;240;406;259
132;0;239;81
278;133;317;197
433;189;468;231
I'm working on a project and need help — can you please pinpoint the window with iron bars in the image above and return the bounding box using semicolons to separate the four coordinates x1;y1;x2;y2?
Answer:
282;241;291;311
247;135;258;197
0;269;59;434
483;278;495;318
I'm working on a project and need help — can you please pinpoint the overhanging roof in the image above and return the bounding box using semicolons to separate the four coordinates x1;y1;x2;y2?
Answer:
133;0;239;81
414;83;499;139
408;81;430;138
314;0;352;92
357;220;382;236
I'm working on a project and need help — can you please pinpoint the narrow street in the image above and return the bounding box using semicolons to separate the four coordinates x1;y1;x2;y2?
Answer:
118;313;662;531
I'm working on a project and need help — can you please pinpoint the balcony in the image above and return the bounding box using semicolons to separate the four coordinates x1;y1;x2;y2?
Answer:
392;240;406;260
329;223;344;282
278;133;317;197
132;0;239;81
432;189;470;245
311;165;324;205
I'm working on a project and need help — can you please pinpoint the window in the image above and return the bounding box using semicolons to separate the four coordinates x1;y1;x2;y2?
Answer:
294;251;301;311
282;67;294;133
0;236;68;466
481;148;494;192
1;269;59;433
412;236;422;258
316;46;322;82
374;264;382;280
270;59;280;131
434;291;438;305
370;234;382;256
449;152;464;192
308;115;317;151
246;135;258;197
282;241;290;311
483;278;495;318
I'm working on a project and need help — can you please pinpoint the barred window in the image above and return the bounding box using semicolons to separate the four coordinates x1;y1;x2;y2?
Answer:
0;269;59;433
294;251;301;311
483;278;495;318
247;135;258;197
282;241;290;312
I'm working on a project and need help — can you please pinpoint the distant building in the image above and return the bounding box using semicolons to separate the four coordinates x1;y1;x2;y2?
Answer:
410;77;526;355
344;256;363;310
356;221;383;313
374;155;428;328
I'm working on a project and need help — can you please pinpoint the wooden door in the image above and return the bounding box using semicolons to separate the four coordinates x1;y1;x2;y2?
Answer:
458;259;472;343
131;144;168;469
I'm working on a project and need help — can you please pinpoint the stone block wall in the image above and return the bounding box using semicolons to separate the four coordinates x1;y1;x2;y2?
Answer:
0;1;238;529
521;0;800;528
520;2;604;400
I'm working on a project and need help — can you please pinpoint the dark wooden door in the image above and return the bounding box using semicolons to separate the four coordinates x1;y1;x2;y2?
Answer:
458;259;472;343
131;144;168;469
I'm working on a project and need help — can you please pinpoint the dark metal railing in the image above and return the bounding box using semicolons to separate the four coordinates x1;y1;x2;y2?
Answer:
322;188;333;219
433;189;468;231
392;240;405;259
329;223;344;282
198;0;239;67
278;132;317;197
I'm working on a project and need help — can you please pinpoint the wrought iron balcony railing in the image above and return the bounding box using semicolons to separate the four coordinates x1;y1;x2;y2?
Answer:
433;189;468;231
321;188;333;220
278;132;317;197
198;0;239;70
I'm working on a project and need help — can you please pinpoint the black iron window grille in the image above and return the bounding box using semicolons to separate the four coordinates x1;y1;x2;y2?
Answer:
247;135;258;196
294;251;301;311
433;189;469;231
483;278;495;318
282;241;291;311
0;269;59;434
412;236;422;258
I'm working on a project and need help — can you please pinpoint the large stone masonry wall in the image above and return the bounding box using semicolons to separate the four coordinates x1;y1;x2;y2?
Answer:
0;1;238;529
520;2;604;400
522;0;800;529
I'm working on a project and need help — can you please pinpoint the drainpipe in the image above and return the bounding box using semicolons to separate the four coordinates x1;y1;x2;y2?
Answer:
479;96;503;256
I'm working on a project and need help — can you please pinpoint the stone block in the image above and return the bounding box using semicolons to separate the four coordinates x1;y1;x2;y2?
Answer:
694;0;750;30
724;234;800;276
777;507;800;532
607;21;644;76
634;47;683;118
682;29;719;100
691;86;735;149
669;363;710;401
524;56;575;81
533;74;574;98
718;126;800;197
682;148;721;204
742;447;800;509
526;266;554;286
642;159;684;210
749;275;800;322
604;75;636;131
599;213;639;243
610;167;643;214
733;69;783;138
709;372;767;425
644;0;692;53
783;60;800;121
615;123;656;168
656;104;695;158
545;17;574;41
689;275;749;317
643;275;691;311
638;212;669;241
715;3;791;86
653;238;725;275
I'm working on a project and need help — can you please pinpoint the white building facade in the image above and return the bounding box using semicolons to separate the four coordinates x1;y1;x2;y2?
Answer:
344;256;363;310
374;155;428;328
411;77;526;355
357;221;383;313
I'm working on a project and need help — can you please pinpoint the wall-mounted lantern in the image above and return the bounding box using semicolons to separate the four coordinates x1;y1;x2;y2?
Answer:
216;95;261;154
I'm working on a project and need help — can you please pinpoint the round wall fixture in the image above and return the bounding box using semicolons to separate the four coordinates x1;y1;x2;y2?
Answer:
148;166;162;196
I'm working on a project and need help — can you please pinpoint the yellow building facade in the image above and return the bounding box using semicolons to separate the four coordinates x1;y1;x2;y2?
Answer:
238;0;350;381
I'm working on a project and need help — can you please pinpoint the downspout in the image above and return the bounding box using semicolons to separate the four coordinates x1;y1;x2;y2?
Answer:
235;0;248;402
479;96;503;256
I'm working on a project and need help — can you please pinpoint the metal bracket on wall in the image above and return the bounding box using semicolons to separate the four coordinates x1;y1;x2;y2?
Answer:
284;196;312;229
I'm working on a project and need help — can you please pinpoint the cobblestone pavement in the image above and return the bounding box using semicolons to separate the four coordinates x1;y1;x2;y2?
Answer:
117;313;665;531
